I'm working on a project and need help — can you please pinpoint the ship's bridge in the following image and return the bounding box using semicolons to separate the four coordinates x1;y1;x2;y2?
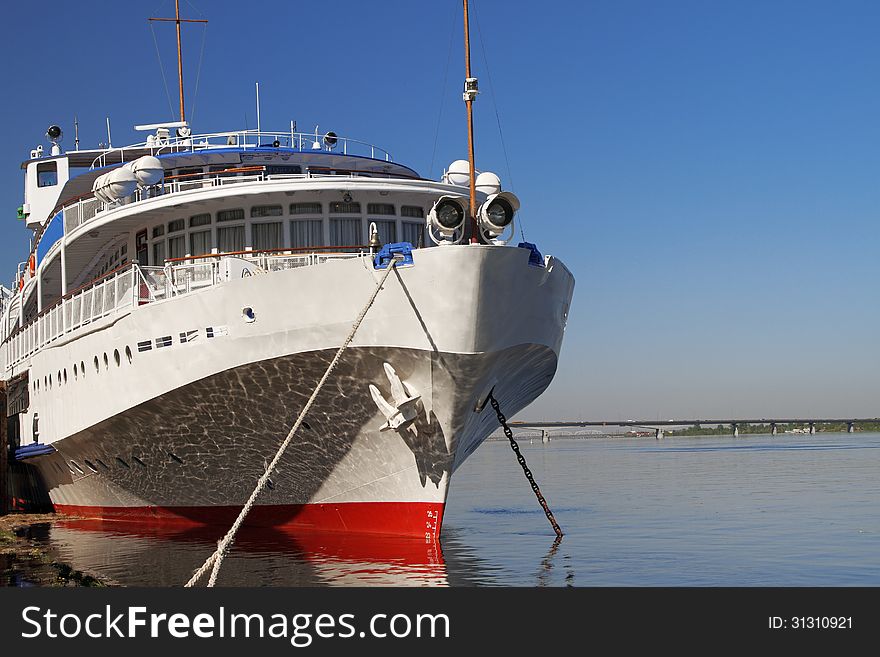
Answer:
20;128;420;230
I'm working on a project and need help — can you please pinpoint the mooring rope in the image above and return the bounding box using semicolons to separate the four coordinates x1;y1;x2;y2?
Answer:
185;256;403;587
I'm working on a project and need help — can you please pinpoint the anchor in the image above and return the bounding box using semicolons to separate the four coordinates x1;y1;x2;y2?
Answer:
369;363;422;432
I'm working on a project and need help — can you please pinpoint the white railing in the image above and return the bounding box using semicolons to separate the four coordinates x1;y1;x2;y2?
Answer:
90;130;395;170
3;251;365;372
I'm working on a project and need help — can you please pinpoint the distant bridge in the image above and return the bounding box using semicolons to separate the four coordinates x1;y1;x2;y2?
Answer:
508;418;880;438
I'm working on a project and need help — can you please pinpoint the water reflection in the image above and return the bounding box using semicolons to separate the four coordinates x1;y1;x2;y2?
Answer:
46;518;493;587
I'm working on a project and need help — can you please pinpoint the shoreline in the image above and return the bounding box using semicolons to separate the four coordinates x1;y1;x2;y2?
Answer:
0;513;109;587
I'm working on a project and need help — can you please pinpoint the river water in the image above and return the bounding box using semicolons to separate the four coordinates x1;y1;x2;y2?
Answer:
38;432;880;586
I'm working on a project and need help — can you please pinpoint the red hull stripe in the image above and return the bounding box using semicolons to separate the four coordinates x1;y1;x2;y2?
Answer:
53;502;445;538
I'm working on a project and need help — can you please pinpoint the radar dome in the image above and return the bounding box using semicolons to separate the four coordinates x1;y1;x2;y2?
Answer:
475;171;501;196
444;160;471;186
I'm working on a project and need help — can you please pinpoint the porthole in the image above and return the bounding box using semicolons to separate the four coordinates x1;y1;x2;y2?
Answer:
70;461;85;476
115;457;130;469
81;361;86;377
57;370;61;385
132;456;147;468
103;353;109;369
114;349;120;366
49;374;52;389
63;368;67;384
125;346;133;363
96;459;109;470
168;452;184;464
94;356;99;373
43;376;47;388
73;363;78;379
83;460;98;473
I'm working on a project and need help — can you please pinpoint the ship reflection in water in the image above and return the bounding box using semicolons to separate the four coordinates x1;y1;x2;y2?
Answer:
45;518;487;587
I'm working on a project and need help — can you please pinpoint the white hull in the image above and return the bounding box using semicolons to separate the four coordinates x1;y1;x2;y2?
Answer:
20;245;573;536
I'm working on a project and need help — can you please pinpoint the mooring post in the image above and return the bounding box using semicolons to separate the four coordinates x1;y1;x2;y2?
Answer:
771;423;778;437
0;381;7;515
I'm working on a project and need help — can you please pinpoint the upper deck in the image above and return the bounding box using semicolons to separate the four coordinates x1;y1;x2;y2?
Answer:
19;127;421;235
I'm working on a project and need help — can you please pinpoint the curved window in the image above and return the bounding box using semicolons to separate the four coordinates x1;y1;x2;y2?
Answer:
94;356;100;373
103;353;109;369
114;349;121;366
125;346;133;363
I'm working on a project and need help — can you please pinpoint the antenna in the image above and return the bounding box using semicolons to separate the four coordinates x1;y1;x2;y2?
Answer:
149;0;208;124
106;117;112;148
74;116;79;150
256;82;261;136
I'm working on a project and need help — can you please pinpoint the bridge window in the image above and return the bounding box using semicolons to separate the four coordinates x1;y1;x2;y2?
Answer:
252;222;283;250
217;208;245;223
329;201;361;214
401;205;424;218
251;204;283;218
266;165;302;175
290;202;322;215
290;220;323;248
367;203;396;216
190;230;211;256
372;219;396;244
218;225;245;252
190;213;211;227
330;218;362;246
37;161;58;187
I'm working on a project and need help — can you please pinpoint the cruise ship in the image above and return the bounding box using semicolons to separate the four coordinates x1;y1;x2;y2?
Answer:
1;3;574;538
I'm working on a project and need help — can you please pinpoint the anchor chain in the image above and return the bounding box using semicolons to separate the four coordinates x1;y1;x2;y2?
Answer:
488;394;564;538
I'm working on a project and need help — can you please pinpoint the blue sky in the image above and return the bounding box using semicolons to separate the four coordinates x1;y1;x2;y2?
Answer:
1;1;877;420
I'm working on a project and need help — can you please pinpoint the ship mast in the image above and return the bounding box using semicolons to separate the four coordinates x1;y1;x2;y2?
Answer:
462;0;479;243
149;1;208;124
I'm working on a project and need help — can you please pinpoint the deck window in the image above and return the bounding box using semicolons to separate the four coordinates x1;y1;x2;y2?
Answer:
372;220;396;244
152;241;166;265
329;201;361;214
290;202;322;215
152;225;165;239
218;225;245;253
402;221;425;247
401;205;424;218
290;220;323;248
37;162;58;187
330;218;362;246
252;222;283;250
168;219;185;233
251;205;283;218
190;230;211;256
190;213;211;227
367;203;396;216
217;208;245;223
168;235;186;259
